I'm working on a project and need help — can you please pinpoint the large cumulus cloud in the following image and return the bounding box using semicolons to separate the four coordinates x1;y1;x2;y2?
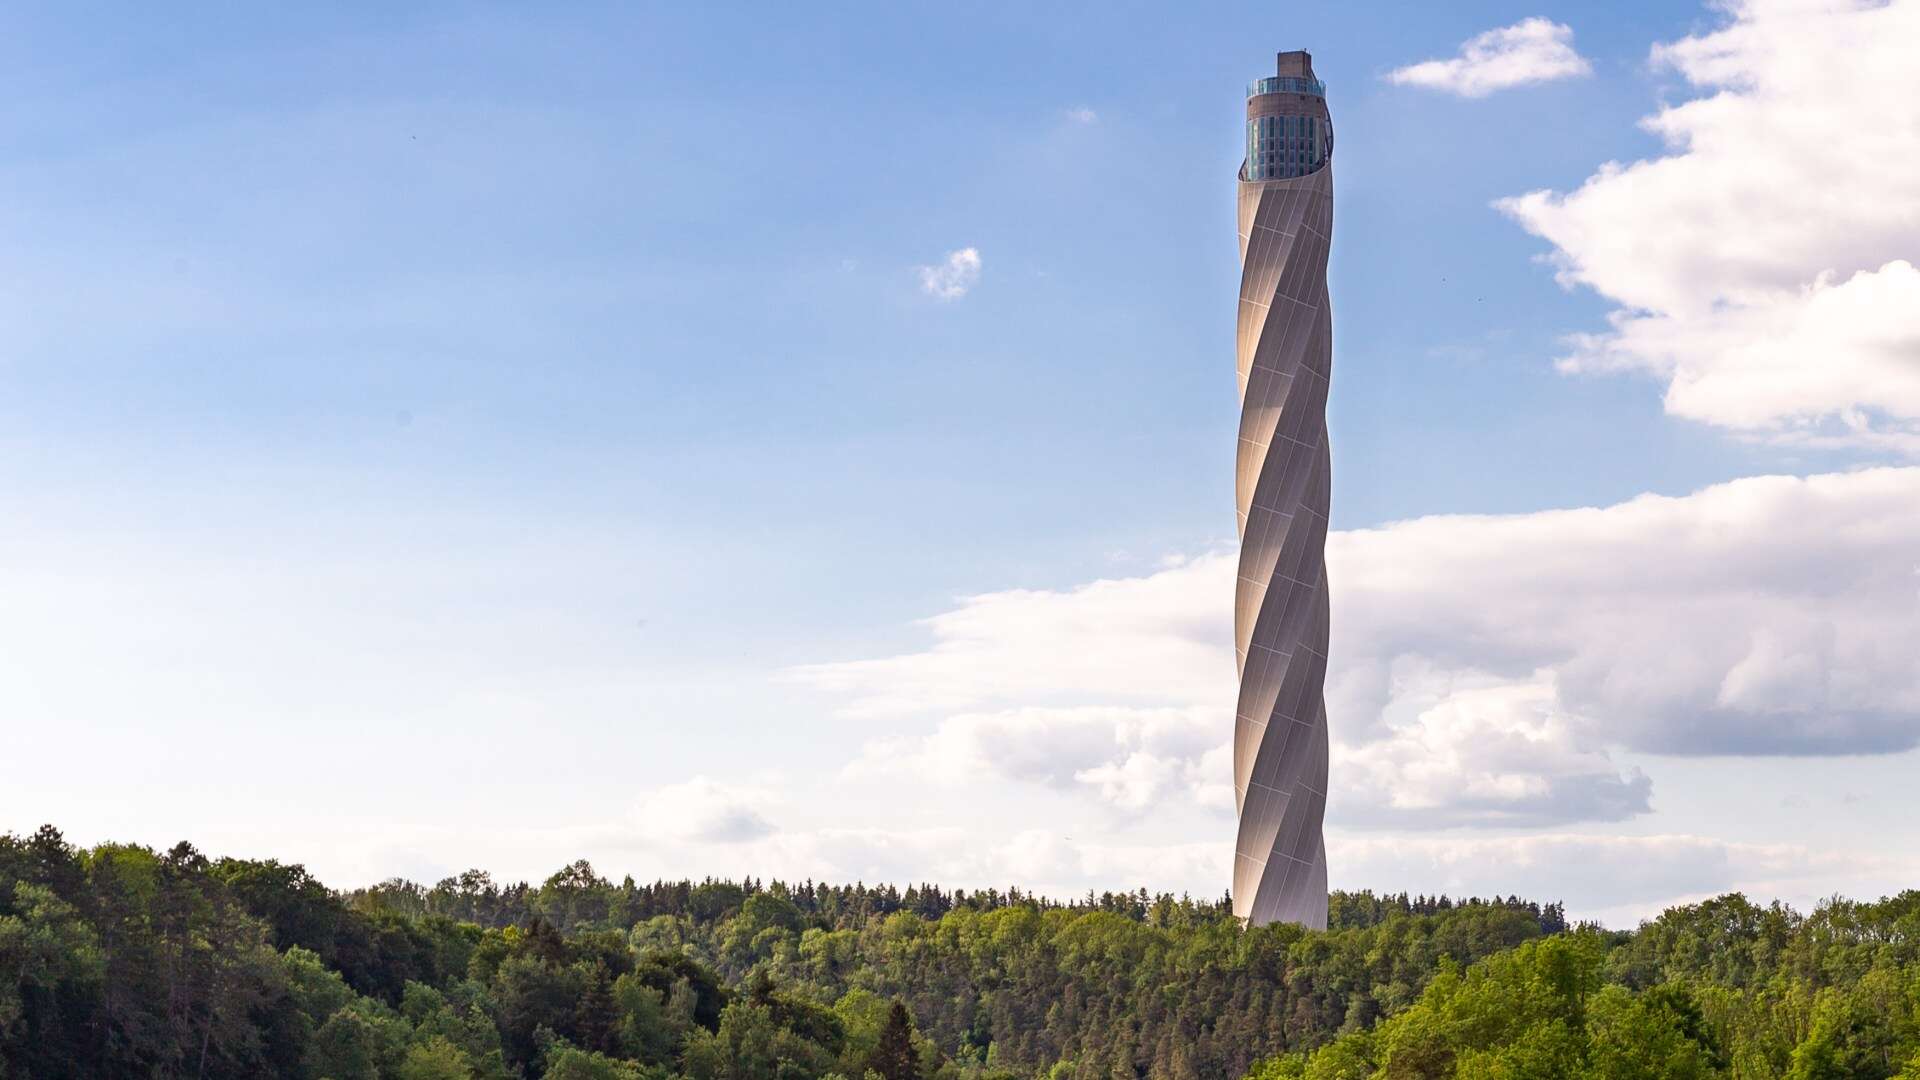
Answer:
1498;0;1920;453
797;468;1920;827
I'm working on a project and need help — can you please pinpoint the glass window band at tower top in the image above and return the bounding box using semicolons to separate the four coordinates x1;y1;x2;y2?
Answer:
1244;50;1332;182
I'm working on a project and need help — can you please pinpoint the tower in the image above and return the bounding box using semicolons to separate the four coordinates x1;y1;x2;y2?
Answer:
1232;50;1333;929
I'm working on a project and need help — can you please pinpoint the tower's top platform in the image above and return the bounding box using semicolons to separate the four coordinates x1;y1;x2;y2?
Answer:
1244;49;1331;181
1248;52;1325;99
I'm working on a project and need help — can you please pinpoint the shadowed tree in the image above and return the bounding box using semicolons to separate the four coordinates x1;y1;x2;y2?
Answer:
868;1001;922;1080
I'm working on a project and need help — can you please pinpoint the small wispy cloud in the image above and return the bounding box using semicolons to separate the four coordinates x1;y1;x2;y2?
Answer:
1388;17;1592;97
918;247;982;301
1064;106;1098;124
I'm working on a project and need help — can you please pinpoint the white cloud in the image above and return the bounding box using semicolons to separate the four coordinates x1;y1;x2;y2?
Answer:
799;469;1920;829
1333;468;1920;756
792;557;1225;717
634;776;776;843
1498;0;1920;453
1336;670;1651;827
190;805;1917;928
1329;831;1920;927
917;247;982;300
1387;18;1592;97
847;705;1228;815
1064;106;1098;124
297;805;1914;928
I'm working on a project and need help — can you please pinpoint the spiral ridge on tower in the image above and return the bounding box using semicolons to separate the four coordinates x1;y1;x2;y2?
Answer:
1231;49;1334;930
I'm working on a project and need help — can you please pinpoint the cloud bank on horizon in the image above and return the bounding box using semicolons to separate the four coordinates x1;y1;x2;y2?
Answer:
782;466;1920;923
797;467;1920;813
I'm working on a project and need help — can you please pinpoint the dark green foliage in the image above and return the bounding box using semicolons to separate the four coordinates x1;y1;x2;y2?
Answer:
870;1001;923;1080
7;824;1920;1080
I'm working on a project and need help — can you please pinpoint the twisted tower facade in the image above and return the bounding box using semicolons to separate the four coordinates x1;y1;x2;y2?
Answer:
1232;50;1332;929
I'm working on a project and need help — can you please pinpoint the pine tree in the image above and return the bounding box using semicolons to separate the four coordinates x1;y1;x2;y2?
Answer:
867;1001;922;1080
573;965;618;1055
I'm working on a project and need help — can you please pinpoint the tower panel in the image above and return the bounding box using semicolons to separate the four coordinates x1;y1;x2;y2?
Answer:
1233;49;1333;930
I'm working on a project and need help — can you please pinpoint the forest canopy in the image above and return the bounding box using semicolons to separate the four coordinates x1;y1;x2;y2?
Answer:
3;825;1917;1079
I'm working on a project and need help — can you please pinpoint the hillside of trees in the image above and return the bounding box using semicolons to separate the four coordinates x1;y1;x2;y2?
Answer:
3;825;1916;1079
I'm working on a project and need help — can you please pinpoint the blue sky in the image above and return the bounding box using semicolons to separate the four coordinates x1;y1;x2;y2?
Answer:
4;1;1916;925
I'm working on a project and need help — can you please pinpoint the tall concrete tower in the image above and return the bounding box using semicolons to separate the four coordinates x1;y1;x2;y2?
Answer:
1232;50;1332;930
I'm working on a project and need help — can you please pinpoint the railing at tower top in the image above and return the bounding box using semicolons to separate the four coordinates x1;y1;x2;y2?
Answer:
1247;76;1326;98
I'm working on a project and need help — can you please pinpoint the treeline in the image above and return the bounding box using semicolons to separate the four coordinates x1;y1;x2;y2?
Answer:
1249;890;1920;1079
350;865;1565;941
4;825;1913;1079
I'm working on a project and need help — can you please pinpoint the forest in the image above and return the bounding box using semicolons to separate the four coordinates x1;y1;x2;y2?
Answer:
2;825;1917;1079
